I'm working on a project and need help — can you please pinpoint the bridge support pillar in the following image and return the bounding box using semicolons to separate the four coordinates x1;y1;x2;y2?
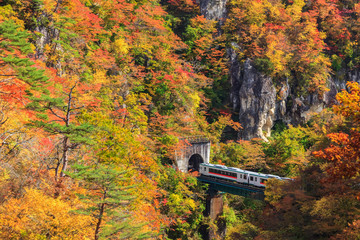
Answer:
204;191;226;240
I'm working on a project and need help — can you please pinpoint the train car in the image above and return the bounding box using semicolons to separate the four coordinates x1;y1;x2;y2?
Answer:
200;163;247;183
199;163;284;188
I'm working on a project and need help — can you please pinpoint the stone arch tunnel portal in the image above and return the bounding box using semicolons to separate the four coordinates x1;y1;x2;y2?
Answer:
188;154;204;172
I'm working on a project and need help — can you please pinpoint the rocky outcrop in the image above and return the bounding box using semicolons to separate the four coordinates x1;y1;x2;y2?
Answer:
199;0;227;21
35;13;63;75
200;0;360;141
236;59;276;140
230;59;360;141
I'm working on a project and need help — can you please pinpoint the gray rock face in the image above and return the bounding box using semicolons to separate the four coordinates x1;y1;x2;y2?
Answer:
231;58;360;141
228;44;242;112
35;13;63;75
199;0;227;21
235;59;276;141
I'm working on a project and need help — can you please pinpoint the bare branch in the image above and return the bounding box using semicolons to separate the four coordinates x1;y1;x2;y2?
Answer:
47;106;66;122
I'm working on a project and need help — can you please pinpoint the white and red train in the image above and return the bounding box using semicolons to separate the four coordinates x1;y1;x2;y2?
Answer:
199;163;289;188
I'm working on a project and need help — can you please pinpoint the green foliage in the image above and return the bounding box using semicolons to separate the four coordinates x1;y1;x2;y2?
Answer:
68;164;151;240
159;166;206;239
223;194;264;240
263;125;318;176
0;20;49;90
212;140;266;172
331;54;343;72
253;58;274;76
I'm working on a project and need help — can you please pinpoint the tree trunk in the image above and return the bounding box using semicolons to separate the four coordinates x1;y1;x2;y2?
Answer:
59;136;69;177
95;202;106;240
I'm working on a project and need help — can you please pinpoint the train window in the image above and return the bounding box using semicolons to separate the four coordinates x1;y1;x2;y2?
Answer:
255;177;257;181
243;175;247;179
204;167;206;171
250;176;254;181
260;179;267;184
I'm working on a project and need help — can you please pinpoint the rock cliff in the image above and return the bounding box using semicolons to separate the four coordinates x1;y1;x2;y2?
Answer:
200;0;360;141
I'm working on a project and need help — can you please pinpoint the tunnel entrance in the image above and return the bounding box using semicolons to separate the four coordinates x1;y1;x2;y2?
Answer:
188;154;204;172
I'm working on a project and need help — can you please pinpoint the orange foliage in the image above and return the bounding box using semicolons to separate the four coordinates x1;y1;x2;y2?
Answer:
333;81;360;127
313;131;360;179
0;188;93;239
313;82;360;180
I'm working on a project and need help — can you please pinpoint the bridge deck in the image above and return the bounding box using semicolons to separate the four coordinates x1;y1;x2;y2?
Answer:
197;175;265;200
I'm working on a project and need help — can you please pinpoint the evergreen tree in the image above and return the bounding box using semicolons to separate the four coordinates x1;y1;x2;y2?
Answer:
68;164;152;240
0;20;49;95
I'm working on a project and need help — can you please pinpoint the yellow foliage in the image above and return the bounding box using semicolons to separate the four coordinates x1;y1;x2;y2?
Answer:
92;69;108;85
186;91;201;114
0;188;94;239
265;34;293;75
285;0;305;22
248;0;268;26
113;38;129;55
42;0;57;13
264;178;287;205
0;167;10;183
0;5;24;28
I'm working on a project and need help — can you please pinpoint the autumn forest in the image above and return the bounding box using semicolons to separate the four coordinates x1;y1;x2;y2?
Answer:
0;0;359;239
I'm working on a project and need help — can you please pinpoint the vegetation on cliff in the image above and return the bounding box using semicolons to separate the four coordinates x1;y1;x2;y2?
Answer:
0;0;359;239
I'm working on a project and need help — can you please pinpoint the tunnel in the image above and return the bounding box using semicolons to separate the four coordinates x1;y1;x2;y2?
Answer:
188;154;204;172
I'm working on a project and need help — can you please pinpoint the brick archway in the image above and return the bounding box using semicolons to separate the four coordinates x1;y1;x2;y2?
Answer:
188;154;204;172
175;137;210;172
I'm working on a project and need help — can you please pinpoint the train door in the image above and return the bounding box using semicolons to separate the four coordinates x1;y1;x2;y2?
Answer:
239;172;247;184
237;172;242;183
201;165;208;175
253;176;260;187
248;175;253;185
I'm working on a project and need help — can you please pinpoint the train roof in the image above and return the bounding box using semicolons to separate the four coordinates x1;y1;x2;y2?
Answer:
200;163;282;178
200;163;245;172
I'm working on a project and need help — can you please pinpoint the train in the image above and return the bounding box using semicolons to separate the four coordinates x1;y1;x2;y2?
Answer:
199;163;290;188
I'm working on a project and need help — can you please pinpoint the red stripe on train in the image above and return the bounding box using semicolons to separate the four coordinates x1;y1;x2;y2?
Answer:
209;172;237;179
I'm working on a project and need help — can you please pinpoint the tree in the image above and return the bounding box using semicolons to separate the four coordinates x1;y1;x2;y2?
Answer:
0;188;94;239
0;19;48;102
313;82;360;180
68;164;152;240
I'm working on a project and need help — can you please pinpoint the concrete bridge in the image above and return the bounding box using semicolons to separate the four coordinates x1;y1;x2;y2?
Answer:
175;136;211;172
